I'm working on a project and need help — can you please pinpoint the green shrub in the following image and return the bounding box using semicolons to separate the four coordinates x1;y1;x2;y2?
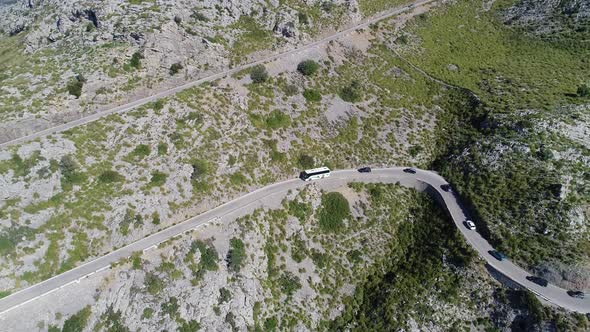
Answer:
298;12;309;25
339;80;363;103
131;144;151;159
145;273;164;295
131;252;142;270
60;155;86;187
148;171;167;187
219;287;232;304
227;237;246;272
169;62;183;75
283;84;299;96
141;308;154;319
297;60;320;76
318;192;350;232
288;200;311;222
178;320;201;332
61;306;91;332
161;297;180;318
297;154;314;169
149;99;165;111
347;249;363;263
98;170;124;184
278;272;301;296
578;84;589;97
265;110;291;129
190;159;210;180
250;65;269;83
157;142;168;156
66;75;86;99
264;316;278;331
151;212;160;225
303;89;322;102
192;240;219;271
129;51;144;69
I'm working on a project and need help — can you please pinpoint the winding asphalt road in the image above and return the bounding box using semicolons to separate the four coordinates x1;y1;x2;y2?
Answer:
0;0;436;149
0;168;588;317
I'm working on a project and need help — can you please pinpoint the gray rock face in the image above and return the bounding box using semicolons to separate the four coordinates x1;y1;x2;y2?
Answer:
501;0;590;37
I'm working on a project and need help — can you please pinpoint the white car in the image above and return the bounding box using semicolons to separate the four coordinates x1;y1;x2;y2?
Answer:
464;220;476;230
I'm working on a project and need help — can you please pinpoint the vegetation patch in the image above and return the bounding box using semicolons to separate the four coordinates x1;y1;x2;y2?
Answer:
318;192;350;232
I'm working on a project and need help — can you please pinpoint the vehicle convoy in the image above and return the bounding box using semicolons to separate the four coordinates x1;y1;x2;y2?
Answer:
526;276;549;287
489;250;508;261
300;167;331;181
567;290;585;299
441;184;453;192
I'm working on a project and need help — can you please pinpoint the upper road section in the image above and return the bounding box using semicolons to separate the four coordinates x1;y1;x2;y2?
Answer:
0;168;588;316
0;0;435;149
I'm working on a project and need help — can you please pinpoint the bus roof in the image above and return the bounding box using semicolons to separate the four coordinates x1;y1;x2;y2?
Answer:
304;166;330;174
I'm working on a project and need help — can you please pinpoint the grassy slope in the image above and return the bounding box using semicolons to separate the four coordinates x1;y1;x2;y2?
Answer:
399;0;590;268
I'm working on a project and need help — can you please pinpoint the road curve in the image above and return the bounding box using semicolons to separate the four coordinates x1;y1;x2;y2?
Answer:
0;0;436;149
0;168;587;316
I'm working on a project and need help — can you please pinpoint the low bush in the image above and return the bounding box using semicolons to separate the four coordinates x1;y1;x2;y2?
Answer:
66;75;86;99
318;192;350;232
61;306;91;332
129;51;144;69
339;80;363;103
578;84;589;97
278;272;302;296
297;154;314;169
303;88;322;102
227;237;246;272
169;62;183;75
98;170;124;184
250;65;269;83
297;60;320;76
148;171;167;187
265;110;291;129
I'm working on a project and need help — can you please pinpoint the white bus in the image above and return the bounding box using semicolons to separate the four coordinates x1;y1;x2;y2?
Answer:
300;167;331;181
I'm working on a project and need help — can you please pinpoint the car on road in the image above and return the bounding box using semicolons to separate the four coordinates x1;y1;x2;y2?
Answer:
403;168;417;174
358;167;371;173
464;220;476;230
567;290;585;299
526;276;549;287
488;250;508;261
441;184;453;192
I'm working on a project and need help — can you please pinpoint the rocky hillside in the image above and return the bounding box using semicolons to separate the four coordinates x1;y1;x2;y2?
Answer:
0;0;371;141
501;0;590;39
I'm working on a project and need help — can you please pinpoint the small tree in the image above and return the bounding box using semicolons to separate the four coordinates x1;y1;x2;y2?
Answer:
297;60;320;76
250;65;268;83
578;84;589;97
298;12;309;25
340;80;363;103
297;154;314;168
169;62;183;75
66;75;86;99
129;51;144;69
303;89;322;102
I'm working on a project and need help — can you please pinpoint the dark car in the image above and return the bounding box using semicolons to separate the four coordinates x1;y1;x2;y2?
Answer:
526;276;549;287
358;167;371;173
488;250;508;261
403;168;417;174
441;184;453;192
567;290;585;299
